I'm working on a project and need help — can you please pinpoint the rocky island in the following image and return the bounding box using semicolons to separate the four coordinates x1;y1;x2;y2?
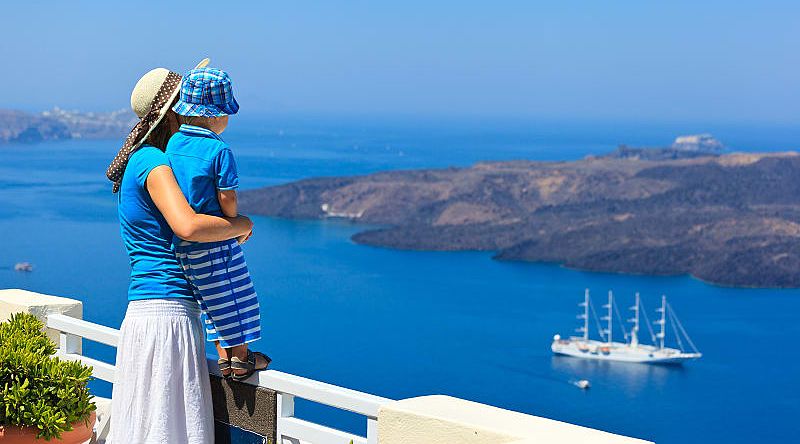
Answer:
239;137;800;288
0;107;136;143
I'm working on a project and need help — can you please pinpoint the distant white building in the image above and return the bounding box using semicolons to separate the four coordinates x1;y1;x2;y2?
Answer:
671;134;724;152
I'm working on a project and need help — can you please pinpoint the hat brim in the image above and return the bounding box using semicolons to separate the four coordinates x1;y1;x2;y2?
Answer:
173;97;239;118
134;83;181;145
133;58;212;148
107;58;212;192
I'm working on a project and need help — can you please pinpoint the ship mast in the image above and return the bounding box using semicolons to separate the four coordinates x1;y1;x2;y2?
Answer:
576;289;589;341
655;294;666;349
602;290;613;345
628;292;640;347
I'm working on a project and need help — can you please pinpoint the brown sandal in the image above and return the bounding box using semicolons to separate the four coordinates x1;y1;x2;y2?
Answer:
230;350;271;381
218;358;232;379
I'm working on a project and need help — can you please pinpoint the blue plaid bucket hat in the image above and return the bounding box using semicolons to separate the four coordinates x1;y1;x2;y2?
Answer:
173;67;239;117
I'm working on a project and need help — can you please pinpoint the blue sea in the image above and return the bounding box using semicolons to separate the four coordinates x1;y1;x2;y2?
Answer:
2;116;800;443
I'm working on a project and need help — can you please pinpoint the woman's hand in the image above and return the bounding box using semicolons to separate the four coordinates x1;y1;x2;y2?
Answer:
146;165;253;242
237;229;252;245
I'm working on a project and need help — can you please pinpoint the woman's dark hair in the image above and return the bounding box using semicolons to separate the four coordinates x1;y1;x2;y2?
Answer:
145;110;176;151
145;95;181;151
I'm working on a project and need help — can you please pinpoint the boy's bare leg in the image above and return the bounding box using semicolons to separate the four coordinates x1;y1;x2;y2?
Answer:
215;341;232;377
216;341;230;359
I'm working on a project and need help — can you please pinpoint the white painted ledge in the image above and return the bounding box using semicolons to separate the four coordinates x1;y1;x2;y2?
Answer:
4;289;654;444
0;288;83;353
378;395;653;444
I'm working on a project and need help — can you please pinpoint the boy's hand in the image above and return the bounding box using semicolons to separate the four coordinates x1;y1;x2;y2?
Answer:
237;229;252;245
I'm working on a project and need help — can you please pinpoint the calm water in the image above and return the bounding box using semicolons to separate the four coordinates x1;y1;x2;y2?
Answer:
1;118;799;443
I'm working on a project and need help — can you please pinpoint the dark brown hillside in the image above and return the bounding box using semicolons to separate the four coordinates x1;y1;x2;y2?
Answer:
240;151;800;288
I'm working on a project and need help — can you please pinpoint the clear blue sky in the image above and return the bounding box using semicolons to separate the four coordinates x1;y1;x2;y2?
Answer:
1;1;799;123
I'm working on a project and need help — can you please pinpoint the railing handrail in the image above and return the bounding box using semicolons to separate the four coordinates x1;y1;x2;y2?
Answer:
48;313;120;347
207;359;389;418
46;313;391;419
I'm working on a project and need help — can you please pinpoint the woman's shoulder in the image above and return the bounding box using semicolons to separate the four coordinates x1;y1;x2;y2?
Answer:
131;144;167;160
126;145;170;187
129;145;168;169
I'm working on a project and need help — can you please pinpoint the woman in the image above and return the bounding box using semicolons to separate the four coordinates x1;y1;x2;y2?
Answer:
106;60;252;443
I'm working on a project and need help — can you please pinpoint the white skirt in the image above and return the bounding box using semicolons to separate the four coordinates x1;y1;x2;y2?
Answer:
109;299;214;444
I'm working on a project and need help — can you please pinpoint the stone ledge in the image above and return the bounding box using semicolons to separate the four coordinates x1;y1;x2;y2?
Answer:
378;395;652;444
0;289;83;353
209;375;277;443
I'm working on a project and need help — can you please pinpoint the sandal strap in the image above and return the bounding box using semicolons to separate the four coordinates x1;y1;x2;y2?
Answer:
230;350;256;381
230;351;272;371
218;358;231;371
230;351;255;371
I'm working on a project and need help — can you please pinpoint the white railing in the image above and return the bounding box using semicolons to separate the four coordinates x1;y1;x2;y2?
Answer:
47;313;390;444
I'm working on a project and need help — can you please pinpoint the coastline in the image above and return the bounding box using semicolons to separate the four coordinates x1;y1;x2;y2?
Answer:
241;150;800;289
3;136;800;444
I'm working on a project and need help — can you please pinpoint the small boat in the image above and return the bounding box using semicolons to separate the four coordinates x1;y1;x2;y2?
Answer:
574;379;590;389
14;262;33;272
552;289;702;364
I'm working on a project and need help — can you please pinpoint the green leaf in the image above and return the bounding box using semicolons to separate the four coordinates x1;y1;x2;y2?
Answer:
0;312;95;438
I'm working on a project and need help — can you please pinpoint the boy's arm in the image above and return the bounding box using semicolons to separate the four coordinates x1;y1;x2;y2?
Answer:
218;189;238;218
214;146;239;218
218;189;252;243
147;165;252;242
215;147;248;241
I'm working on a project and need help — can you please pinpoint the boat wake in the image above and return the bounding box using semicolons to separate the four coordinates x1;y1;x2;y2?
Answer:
496;364;591;391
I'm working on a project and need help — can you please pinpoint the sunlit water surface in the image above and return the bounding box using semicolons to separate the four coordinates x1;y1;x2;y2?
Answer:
1;118;799;443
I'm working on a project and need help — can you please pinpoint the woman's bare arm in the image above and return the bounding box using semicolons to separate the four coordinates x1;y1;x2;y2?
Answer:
146;165;252;242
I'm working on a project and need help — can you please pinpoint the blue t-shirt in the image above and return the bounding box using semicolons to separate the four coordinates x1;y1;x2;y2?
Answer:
166;124;239;220
117;145;194;301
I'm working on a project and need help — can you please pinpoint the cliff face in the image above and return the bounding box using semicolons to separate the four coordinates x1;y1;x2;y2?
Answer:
240;152;800;288
0;108;136;143
0;110;70;143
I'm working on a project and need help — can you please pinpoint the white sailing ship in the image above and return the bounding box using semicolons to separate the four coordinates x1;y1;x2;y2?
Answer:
551;289;702;364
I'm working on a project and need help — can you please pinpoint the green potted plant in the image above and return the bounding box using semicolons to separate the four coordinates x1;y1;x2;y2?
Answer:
0;313;96;442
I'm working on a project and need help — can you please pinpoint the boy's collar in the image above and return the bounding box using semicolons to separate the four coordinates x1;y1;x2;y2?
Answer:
178;124;224;141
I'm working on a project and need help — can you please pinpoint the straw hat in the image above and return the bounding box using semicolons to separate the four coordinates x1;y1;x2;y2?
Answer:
105;58;210;193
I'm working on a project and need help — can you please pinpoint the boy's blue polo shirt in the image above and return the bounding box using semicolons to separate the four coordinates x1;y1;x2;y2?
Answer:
117;145;194;301
166;124;239;219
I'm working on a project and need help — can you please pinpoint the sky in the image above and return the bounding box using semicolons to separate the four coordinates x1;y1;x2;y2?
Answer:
1;1;799;124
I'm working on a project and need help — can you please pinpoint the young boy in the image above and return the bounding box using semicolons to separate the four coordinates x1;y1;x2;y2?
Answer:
167;67;270;380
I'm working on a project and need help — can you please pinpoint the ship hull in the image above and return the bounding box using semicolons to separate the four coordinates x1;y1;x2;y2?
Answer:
551;338;701;364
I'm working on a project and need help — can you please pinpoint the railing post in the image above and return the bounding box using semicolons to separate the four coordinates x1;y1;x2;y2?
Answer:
276;393;298;444
59;331;82;356
367;417;378;444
